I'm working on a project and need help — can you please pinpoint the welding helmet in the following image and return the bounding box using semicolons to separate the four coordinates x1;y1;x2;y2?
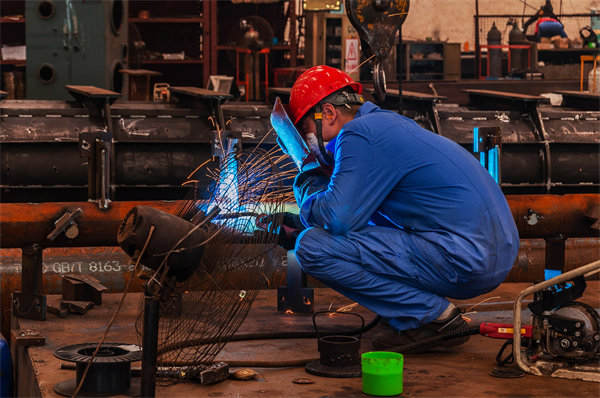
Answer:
288;65;363;126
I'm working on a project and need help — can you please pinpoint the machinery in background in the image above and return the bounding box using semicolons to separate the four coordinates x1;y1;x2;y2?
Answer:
25;0;128;100
346;0;409;103
385;260;600;382
511;261;600;382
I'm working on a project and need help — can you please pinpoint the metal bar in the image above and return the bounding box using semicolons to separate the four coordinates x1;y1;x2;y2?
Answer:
398;26;403;114
475;0;481;80
277;250;314;313
545;235;566;272
12;244;46;320
141;293;159;398
21;244;42;295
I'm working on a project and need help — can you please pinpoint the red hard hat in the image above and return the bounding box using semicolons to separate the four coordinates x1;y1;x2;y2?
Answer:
288;65;363;125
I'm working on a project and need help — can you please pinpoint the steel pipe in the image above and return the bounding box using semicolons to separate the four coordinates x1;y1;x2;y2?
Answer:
1;195;597;250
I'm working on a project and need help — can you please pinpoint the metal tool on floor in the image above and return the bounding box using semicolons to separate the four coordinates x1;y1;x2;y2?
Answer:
305;311;364;378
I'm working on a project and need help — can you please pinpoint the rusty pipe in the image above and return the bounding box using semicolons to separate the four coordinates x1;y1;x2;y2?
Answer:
0;201;178;249
1;195;598;250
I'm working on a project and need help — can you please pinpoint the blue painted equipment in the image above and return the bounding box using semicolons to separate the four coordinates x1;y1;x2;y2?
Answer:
0;333;14;397
473;126;502;184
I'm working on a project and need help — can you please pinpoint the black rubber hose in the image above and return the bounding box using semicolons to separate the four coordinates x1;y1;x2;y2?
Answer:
157;315;382;356
380;325;481;354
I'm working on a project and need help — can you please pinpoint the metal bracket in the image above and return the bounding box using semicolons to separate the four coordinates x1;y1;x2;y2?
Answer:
79;131;113;209
12;244;46;321
277;250;314;314
66;85;120;134
62;273;107;305
211;131;242;158
47;208;83;241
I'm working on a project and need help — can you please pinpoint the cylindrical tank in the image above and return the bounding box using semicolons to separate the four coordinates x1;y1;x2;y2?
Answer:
487;23;502;78
588;65;600;93
508;22;526;72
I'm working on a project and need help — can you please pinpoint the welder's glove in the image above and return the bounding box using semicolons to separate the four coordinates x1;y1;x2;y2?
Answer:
293;168;331;208
255;212;304;250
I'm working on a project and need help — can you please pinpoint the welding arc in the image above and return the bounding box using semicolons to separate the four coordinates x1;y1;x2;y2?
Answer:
156;315;382;357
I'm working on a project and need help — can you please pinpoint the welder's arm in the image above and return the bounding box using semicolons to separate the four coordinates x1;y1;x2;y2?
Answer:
293;168;331;207
296;132;400;234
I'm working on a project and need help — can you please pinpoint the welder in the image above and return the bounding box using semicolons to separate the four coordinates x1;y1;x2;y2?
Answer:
269;65;519;351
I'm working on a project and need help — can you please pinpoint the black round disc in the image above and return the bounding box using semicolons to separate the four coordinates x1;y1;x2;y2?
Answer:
305;359;361;378
54;377;141;397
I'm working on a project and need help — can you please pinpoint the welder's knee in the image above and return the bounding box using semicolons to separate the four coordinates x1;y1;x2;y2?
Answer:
294;227;330;273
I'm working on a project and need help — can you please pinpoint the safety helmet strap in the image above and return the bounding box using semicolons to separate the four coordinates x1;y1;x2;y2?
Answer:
313;104;334;165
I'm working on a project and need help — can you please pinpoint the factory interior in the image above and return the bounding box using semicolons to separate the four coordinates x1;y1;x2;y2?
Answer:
0;0;599;397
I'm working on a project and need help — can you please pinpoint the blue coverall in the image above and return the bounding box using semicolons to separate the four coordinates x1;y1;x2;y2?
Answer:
294;101;519;331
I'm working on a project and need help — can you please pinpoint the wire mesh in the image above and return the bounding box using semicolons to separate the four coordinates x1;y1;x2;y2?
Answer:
136;144;294;383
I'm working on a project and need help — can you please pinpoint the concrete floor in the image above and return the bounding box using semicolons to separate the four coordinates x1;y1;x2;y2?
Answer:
12;284;600;397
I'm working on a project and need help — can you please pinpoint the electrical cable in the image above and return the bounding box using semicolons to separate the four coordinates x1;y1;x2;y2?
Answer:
375;324;481;355
157;315;381;356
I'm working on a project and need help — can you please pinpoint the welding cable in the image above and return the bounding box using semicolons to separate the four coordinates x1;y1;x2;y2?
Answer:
59;316;382;371
156;315;382;357
379;324;482;355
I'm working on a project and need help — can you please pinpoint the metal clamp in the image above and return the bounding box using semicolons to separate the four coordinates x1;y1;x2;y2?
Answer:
47;208;83;241
79;131;113;209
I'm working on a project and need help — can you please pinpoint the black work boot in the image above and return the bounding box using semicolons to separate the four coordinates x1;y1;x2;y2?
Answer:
371;307;470;353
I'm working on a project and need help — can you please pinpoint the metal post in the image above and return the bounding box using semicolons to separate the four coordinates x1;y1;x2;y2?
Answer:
141;291;159;398
545;234;567;274
12;244;46;320
475;0;481;79
398;26;403;114
277;250;314;313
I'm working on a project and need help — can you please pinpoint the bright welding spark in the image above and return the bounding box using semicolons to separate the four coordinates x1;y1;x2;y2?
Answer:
285;309;294;315
337;303;358;312
261;272;270;287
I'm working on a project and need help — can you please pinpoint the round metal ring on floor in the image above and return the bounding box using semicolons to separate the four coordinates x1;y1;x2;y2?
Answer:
305;359;362;378
54;342;141;397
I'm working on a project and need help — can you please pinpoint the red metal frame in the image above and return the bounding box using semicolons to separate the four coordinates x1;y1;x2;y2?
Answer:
235;48;270;102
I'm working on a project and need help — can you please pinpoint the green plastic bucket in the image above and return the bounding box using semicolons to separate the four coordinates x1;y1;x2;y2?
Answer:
361;351;404;396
